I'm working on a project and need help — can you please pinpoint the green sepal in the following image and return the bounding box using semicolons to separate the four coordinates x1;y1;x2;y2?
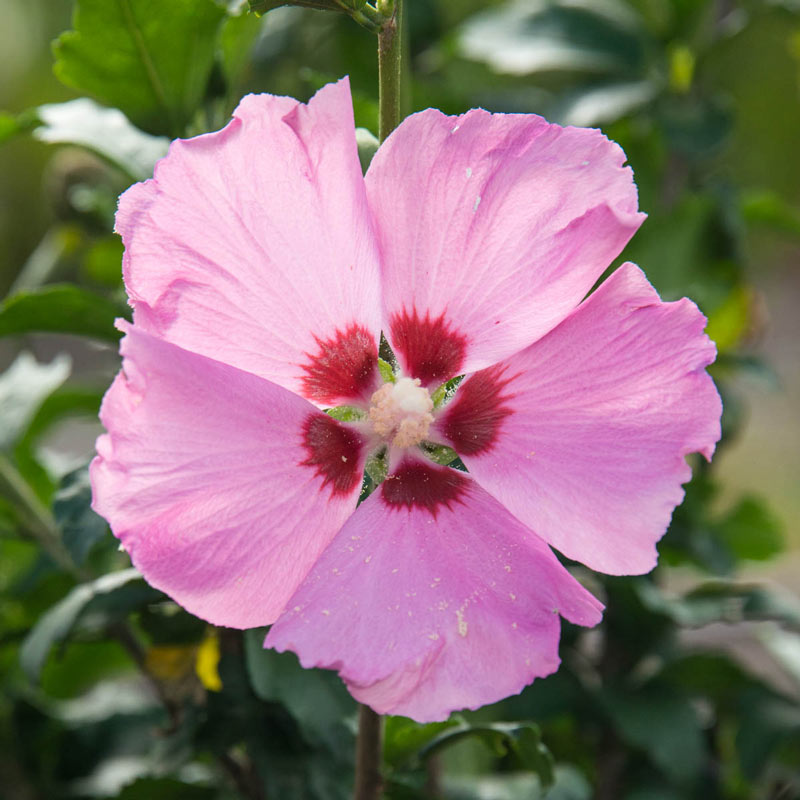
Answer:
325;405;366;422
421;443;459;466
378;357;395;383
365;448;387;485
431;375;463;409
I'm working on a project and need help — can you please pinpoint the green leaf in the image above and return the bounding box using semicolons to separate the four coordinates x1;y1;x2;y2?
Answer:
637;580;800;630
12;386;102;504
658;96;734;159
0;352;71;451
715;496;784;562
219;9;263;91
741;189;800;237
0;284;129;342
458;0;645;78
33;99;168;181
442;765;591;800
736;685;800;779
243;627;356;756
551;79;656;127
54;467;109;565
601;684;706;783
20;569;162;681
421;721;555;787
53;0;227;137
16;386;102;453
384;715;461;768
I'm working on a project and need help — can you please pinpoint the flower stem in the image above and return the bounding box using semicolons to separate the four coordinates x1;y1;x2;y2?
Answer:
350;7;402;798
377;0;403;142
354;704;383;800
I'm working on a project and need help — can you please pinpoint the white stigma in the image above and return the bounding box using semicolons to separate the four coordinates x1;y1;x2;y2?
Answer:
369;377;434;448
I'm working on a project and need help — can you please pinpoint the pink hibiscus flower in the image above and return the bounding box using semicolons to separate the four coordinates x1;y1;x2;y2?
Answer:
91;78;721;722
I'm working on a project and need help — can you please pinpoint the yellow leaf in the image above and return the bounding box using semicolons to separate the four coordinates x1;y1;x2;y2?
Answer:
195;630;222;692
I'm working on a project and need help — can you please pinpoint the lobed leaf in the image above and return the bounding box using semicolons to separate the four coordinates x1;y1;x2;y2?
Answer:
53;0;226;137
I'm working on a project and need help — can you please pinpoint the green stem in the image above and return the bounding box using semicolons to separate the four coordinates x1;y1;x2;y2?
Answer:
354;704;383;800
377;0;403;142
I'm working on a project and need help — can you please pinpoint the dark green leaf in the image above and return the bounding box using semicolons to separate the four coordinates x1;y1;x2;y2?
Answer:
243;627;356;756
0;352;71;450
601;685;706;783
33;99;168;181
737;686;800;779
54;467;109;565
384;715;461;768
660;653;760;707
0;284;129;342
20;569;162;681
658;96;734;159
53;0;227;136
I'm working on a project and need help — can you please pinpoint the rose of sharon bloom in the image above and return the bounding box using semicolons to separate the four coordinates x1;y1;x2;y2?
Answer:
91;77;721;722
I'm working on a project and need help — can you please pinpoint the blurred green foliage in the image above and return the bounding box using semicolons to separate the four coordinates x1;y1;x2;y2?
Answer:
1;0;799;798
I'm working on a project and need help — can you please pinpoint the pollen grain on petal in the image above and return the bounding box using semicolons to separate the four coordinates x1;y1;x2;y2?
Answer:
380;459;469;517
440;364;516;456
301;413;365;496
389;308;468;388
300;324;379;405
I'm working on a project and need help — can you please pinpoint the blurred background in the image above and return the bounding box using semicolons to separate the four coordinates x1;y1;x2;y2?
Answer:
0;1;798;798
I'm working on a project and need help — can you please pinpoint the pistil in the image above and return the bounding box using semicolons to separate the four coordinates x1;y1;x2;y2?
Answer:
368;376;434;448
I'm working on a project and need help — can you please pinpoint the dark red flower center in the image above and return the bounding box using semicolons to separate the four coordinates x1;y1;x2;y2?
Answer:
298;311;514;514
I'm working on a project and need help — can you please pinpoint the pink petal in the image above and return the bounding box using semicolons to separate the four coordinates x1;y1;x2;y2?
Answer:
90;325;367;628
435;263;722;575
266;456;602;722
367;108;645;379
116;78;382;406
